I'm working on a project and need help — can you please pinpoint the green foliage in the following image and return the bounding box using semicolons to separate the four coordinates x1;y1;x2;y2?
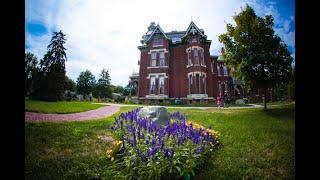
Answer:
123;80;137;96
25;99;106;114
76;70;96;97
64;76;76;92
218;5;293;110
95;68;112;98
30;30;67;101
25;52;39;96
113;85;125;94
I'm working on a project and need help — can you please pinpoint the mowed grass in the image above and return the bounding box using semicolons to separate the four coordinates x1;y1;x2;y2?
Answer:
25;100;106;114
25;105;294;179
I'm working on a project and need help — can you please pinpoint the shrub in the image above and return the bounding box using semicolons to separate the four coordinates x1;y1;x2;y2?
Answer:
107;109;220;179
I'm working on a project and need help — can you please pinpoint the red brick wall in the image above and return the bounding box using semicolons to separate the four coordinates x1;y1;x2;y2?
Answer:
138;50;149;97
138;34;235;100
169;44;188;98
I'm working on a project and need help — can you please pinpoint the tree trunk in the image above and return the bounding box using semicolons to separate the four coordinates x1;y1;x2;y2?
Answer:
264;88;267;111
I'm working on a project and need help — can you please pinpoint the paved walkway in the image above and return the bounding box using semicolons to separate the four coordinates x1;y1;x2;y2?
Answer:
93;103;264;110
25;105;120;123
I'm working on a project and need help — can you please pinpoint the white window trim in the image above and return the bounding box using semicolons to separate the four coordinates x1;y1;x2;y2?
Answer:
147;73;169;79
211;63;214;74
148;48;168;54
147;66;168;69
158;76;165;95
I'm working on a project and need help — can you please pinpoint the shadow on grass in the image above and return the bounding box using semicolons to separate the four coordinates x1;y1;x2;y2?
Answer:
264;105;295;120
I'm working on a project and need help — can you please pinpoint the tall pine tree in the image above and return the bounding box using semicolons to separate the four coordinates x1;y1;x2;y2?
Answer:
95;68;112;98
31;30;67;101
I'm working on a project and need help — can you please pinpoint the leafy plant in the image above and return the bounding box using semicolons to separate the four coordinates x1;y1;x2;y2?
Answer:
107;109;220;179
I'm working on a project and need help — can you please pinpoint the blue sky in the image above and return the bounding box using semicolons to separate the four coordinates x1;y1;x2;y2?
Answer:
25;0;295;86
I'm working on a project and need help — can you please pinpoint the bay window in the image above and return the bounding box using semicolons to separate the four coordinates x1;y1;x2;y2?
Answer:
200;49;205;65
150;76;156;94
159;51;165;66
187;49;192;66
151;52;157;66
194;49;199;65
159;76;164;94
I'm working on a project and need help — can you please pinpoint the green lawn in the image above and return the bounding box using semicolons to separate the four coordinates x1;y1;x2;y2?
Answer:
25;100;106;114
25;105;294;179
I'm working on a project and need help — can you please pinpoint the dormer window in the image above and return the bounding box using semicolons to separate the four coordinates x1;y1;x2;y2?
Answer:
153;39;163;47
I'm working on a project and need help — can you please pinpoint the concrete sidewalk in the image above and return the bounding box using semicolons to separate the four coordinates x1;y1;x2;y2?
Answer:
92;103;264;110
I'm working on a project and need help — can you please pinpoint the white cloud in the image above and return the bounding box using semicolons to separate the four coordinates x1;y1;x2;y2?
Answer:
26;0;294;86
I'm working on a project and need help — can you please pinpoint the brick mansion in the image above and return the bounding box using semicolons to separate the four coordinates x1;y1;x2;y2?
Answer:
136;21;245;103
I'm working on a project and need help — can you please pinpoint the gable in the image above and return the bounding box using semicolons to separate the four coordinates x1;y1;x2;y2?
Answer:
181;21;207;39
145;25;170;43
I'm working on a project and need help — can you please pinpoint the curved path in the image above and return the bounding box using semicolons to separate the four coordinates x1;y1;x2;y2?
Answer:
25;105;120;123
94;103;264;110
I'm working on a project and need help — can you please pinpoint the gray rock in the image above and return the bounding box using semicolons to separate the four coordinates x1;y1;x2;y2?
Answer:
139;106;170;126
235;99;245;104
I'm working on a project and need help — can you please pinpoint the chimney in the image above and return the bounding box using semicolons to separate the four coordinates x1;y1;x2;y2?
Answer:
148;22;156;31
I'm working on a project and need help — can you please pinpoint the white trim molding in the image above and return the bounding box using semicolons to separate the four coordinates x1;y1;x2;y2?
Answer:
147;66;169;69
185;46;204;52
146;73;169;79
152;45;164;48
146;94;169;99
148;48;169;54
187;94;208;99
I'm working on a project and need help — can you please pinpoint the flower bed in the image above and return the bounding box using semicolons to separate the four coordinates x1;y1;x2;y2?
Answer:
108;108;220;179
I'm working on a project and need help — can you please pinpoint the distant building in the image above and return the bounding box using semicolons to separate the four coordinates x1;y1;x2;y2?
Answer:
137;21;245;103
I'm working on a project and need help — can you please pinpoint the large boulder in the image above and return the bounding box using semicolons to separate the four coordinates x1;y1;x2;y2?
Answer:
139;106;170;126
235;99;245;105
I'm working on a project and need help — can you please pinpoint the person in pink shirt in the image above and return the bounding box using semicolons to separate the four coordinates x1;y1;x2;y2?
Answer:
216;96;221;108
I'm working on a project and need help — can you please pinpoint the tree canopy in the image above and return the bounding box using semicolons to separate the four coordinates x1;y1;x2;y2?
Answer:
95;68;112;98
25;52;39;96
76;70;96;96
218;5;293;110
64;76;76;92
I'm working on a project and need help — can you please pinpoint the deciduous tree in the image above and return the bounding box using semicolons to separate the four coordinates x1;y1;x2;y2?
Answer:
218;5;293;111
